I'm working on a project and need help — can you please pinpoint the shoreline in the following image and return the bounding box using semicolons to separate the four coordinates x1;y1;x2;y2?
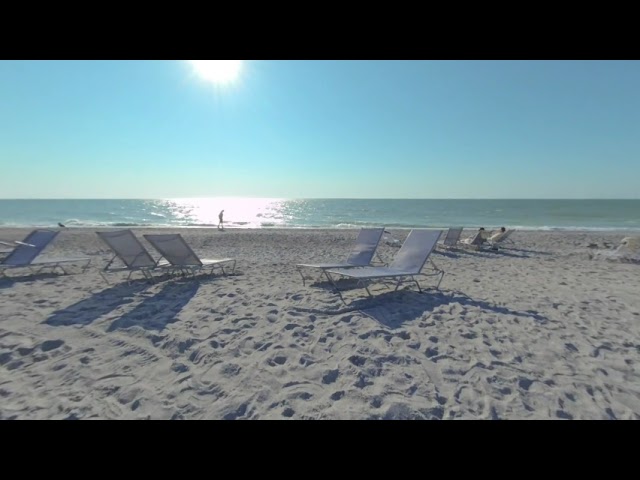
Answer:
2;225;640;234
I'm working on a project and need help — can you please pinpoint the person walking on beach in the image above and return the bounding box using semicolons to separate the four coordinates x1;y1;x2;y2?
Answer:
218;210;224;230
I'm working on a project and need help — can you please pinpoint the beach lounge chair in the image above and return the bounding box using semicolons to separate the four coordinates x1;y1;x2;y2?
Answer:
97;230;170;284
0;230;91;278
460;230;485;249
440;227;463;249
325;229;445;301
486;229;515;249
143;233;236;278
296;227;385;286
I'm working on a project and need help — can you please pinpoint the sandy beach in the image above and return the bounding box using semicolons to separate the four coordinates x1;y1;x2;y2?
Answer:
1;227;639;420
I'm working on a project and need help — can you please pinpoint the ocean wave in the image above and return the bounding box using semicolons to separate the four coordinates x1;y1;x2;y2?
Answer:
1;219;640;233
505;225;640;232
1;219;639;232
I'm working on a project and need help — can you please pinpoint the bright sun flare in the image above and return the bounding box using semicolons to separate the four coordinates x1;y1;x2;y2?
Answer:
188;60;242;85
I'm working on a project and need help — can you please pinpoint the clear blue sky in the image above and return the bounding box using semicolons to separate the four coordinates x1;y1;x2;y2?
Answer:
1;60;638;199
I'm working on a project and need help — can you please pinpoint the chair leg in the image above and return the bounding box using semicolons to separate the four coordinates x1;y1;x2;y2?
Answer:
324;271;351;305
297;266;307;286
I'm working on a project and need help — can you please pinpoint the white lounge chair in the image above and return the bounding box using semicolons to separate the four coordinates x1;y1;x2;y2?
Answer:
460;230;486;250
97;230;170;284
0;230;91;278
143;233;236;278
486;229;515;249
296;227;385;286
440;227;463;249
325;229;445;300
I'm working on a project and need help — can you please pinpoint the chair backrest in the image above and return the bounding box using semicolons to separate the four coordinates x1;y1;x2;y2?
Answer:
143;234;203;266
390;229;442;273
502;229;515;241
490;229;515;244
97;230;157;269
345;228;385;266
467;231;485;245
1;230;59;266
443;227;463;246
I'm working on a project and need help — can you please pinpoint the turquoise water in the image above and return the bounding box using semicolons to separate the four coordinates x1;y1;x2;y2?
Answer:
0;199;638;231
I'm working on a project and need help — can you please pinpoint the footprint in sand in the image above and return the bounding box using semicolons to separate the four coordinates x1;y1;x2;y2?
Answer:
518;378;534;391
0;353;13;366
172;363;189;373
220;363;242;377
210;339;226;349
348;355;366;367
336;314;354;324
354;374;373;389
282;407;295;418
556;410;573;420
268;355;287;367
564;343;579;353
40;339;65;352
396;331;411;340
299;355;315;367
591;344;613;358
322;369;339;385
223;403;248;420
330;391;345;401
425;347;438;359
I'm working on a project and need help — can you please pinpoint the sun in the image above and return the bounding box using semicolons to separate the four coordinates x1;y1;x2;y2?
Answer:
188;60;242;85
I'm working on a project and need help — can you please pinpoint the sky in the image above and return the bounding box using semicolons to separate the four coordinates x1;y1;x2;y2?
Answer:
0;60;638;199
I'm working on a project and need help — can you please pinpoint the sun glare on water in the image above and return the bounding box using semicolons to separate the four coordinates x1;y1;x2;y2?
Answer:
188;60;242;86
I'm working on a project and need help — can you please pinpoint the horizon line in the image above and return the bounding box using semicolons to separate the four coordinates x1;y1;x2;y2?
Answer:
0;197;639;201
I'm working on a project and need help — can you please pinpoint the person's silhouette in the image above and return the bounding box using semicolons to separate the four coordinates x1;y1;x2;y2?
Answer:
218;210;224;230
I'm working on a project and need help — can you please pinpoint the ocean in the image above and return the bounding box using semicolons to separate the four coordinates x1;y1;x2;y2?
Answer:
0;199;638;231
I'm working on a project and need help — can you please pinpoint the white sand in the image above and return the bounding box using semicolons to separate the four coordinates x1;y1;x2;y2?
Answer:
1;227;639;420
